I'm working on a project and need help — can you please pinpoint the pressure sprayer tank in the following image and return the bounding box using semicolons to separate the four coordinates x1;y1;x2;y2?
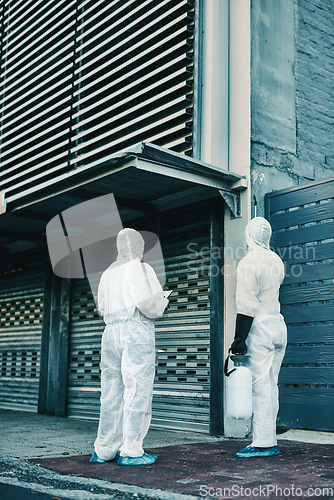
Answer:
224;354;252;420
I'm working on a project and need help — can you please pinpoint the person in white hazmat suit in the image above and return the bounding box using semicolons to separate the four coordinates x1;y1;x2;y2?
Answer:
230;217;287;458
90;228;168;466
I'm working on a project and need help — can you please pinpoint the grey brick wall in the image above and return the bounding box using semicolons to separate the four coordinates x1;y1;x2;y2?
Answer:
296;0;334;173
251;0;334;216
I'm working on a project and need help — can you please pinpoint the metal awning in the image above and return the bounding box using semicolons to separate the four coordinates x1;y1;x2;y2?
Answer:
0;142;246;253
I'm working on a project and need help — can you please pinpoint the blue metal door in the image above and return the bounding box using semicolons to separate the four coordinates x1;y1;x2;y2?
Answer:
266;178;334;431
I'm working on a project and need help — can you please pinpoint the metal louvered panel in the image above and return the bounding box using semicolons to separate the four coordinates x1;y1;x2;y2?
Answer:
67;229;210;432
0;268;44;411
0;0;76;200
1;0;195;203
71;0;195;167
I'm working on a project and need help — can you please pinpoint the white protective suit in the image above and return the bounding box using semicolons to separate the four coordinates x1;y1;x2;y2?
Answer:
94;228;168;460
236;217;287;448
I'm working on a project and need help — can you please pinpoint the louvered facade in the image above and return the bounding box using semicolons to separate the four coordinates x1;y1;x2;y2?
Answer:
0;0;196;203
0;0;231;434
0;0;260;439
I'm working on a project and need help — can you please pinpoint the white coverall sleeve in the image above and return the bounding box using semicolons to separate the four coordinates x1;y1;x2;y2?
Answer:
97;273;106;317
236;259;260;317
126;261;168;319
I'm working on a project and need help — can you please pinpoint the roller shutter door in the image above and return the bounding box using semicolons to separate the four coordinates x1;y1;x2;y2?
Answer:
67;228;210;432
266;178;334;431
67;279;104;419
0;268;44;411
153;230;210;432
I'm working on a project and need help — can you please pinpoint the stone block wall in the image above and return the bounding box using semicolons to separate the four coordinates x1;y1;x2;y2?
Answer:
251;0;334;216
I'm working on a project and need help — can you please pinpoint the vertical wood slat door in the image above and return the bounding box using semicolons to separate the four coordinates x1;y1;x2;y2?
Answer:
0;268;44;411
67;228;210;432
266;178;334;431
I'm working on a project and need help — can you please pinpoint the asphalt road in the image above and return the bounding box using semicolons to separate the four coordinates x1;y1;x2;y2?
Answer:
0;480;163;500
0;482;56;499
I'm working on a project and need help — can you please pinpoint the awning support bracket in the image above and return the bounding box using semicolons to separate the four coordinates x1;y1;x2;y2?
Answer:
219;189;241;218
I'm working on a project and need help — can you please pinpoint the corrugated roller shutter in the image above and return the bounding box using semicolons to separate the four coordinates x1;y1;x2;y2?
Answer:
67;279;104;419
0;268;44;411
67;229;210;432
0;0;195;203
153;231;210;432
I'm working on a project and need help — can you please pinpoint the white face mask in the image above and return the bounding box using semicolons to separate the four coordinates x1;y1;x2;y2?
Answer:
245;217;272;250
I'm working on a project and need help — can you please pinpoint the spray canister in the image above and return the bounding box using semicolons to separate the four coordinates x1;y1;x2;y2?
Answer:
224;353;252;419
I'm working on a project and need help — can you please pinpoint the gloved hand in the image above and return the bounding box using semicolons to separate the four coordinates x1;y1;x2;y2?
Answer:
230;314;254;354
230;339;247;355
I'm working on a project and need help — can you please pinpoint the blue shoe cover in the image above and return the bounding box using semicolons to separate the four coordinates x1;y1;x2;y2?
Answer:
236;445;282;458
90;452;107;463
117;453;157;465
90;451;120;463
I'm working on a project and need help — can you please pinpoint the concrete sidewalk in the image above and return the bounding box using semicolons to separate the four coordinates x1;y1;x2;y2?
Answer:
0;409;333;499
